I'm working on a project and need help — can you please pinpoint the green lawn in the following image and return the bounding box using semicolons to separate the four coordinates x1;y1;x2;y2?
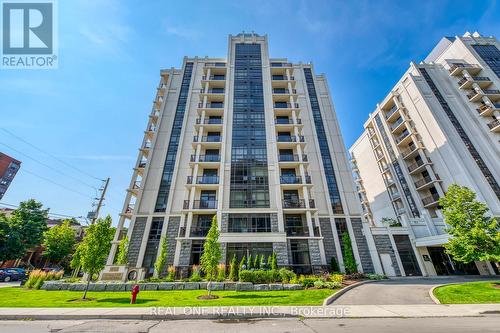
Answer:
433;281;500;304
0;287;336;307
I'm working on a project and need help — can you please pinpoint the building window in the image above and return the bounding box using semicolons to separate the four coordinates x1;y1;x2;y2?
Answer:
190;215;214;237
228;213;271;233
190;241;204;265
472;44;500;79
155;63;194;212
230;43;270;208
289;240;311;274
303;68;343;214
284;214;309;236
226;243;273;265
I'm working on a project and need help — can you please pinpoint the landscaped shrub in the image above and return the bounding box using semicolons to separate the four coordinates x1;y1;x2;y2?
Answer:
344;272;366;280
366;273;386;280
25;269;63;289
271;252;278;270
238;269;281;284
298;275;319;288
259;254;266;270
190;265;202;282
342;231;358;274
166;265;176;282
330;257;339;272
216;264;226;282
313;280;342;289
278;268;296;283
239;255;246;271
247;254;253;269
238;269;254;283
329;274;344;285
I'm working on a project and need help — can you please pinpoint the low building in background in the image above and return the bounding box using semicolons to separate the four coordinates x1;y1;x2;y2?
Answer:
0;152;21;200
349;32;500;277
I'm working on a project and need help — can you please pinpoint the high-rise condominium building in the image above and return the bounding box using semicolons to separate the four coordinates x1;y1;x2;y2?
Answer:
349;32;499;277
0;152;21;200
102;33;382;281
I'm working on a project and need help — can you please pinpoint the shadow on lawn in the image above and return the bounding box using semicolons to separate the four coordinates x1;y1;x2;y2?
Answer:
220;294;286;300
93;298;159;304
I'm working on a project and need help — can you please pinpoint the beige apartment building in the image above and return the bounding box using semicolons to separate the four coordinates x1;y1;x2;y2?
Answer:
350;32;500;277
102;33;382;281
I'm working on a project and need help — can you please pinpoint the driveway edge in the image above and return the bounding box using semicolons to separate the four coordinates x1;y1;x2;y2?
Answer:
323;280;379;305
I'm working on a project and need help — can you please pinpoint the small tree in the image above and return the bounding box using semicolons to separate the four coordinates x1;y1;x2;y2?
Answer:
330;256;339;272
115;235;129;265
200;216;221;296
342;231;357;274
154;236;168;278
43;219;76;266
271;252;278;270
439;184;500;263
247;254;253;269
254;254;260;269
0;213;24;262
71;215;114;299
260;254;266;269
239;255;246;271
228;254;238;281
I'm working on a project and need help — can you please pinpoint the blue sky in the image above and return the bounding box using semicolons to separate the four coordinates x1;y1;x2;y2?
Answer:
1;0;499;224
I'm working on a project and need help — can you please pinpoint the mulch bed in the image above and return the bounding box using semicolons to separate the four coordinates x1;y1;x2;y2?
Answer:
197;295;220;300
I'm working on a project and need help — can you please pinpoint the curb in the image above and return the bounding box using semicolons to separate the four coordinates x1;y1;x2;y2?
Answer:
429;284;445;304
322;280;379;305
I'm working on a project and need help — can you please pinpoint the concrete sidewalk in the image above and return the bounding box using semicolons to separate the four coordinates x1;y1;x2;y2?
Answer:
0;304;498;320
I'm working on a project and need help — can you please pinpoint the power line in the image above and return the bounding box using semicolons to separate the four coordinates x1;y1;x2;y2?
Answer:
20;168;94;200
0;202;87;222
0;128;103;181
0;141;99;191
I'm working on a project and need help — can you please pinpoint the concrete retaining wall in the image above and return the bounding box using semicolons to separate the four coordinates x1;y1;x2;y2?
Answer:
41;281;303;292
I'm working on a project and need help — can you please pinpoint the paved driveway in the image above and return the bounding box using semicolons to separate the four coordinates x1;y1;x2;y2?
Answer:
0;281;22;288
333;277;498;305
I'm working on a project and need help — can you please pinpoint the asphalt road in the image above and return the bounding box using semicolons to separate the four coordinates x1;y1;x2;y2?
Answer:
333;277;499;305
0;317;499;333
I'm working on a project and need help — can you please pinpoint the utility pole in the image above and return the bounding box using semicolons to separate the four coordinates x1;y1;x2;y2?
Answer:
73;178;110;278
90;177;110;224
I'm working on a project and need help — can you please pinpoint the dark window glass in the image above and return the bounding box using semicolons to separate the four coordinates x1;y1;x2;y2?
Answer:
228;213;271;232
225;243;273;265
472;44;500;79
155;63;193;211
303;68;343;214
230;43;270;208
190;215;213;237
190;241;204;265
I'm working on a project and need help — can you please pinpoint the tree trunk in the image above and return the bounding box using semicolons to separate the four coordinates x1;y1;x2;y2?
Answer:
82;276;91;300
207;278;212;296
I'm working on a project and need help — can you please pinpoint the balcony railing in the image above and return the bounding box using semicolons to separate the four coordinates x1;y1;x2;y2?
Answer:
467;90;479;99
283;199;306;208
183;200;217;209
274;103;299;108
407;159;425;172
396;131;411;144
272;75;295;80
138;161;147;168
187;176;219;184
271;62;292;67
414;175;433;188
483;89;500;95
401;145;417;158
198;103;224;108
200;88;225;94
193;136;221;143
285;226;309;236
190;226;210;237
385;105;399;119
390;117;405;131
422;193;440;206
273;89;297;94
477;103;500;115
275;118;302;125
196;118;223;125
280;175;312;185
276;135;305;143
202;75;225;80
204;62;226;67
278;154;308;162
448;63;480;73
487;119;500;130
190;154;221;162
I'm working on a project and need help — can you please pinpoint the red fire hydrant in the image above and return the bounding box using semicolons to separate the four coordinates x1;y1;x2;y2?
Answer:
130;284;140;304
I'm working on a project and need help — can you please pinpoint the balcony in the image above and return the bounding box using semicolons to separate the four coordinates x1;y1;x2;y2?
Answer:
401;144;420;159
204;62;226;68
395;130;412;146
374;150;385;161
407;159;429;174
390;191;401;201
395;207;406;216
127;180;141;196
282;199;306;209
468;89;500;102
274;103;299;109
483;89;500;101
457;76;492;89
477;102;500;117
122;204;135;217
273;88;297;95
390;117;406;133
275;118;302;125
272;75;295;81
276;135;305;144
195;118;223;130
487;118;500;132
193;136;221;147
448;63;482;76
280;175;312;185
202;75;225;81
190;154;221;163
183;200;217;210
414;174;441;190
285;226;310;237
271;62;292;67
385;105;401;122
190;226;210;237
278;154;308;163
422;193;440;207
186;176;219;185
198;102;224;109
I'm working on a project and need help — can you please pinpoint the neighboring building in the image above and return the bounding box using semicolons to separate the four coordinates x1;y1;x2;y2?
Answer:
0;152;21;200
349;32;499;277
102;33;382;281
